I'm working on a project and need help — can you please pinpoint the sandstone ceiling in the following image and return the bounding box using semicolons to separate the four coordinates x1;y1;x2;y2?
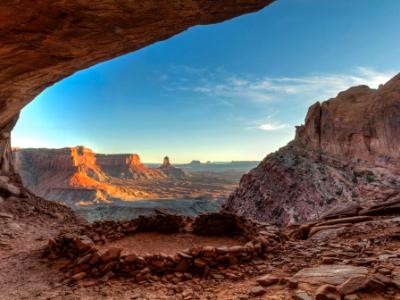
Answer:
0;0;274;132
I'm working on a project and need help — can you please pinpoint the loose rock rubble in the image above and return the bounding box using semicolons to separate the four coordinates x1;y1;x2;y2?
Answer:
45;212;284;284
1;176;400;299
39;209;400;299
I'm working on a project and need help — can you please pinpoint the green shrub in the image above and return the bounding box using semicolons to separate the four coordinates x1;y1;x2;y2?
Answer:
365;171;375;183
352;171;359;183
255;198;262;209
293;155;301;166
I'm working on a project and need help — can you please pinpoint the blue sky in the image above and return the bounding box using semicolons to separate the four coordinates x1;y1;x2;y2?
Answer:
12;0;400;163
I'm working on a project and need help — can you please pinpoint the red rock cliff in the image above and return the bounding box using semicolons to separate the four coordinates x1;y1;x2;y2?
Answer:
225;73;400;226
14;146;105;188
96;154;165;179
296;74;400;162
14;146;194;204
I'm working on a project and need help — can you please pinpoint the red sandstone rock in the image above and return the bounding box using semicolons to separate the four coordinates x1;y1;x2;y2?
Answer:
175;260;190;272
256;274;279;287
72;271;87;281
157;156;188;179
337;275;369;295
315;285;341;300
75;253;92;265
0;181;21;196
88;253;100;265
100;247;122;263
293;265;368;286
296;77;400;161
74;236;94;252
226;74;400;226
194;258;208;268
96;153;166;180
13;147;169;204
202;246;216;257
100;261;118;274
123;254;138;263
249;286;266;296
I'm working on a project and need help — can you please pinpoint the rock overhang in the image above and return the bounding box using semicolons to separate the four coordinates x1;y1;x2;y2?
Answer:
0;0;274;130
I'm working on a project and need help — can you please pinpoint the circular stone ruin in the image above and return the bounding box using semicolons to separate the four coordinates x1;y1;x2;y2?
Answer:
45;212;284;283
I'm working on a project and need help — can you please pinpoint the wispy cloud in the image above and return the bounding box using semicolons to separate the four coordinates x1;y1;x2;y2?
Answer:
160;66;397;133
162;66;396;105
258;122;289;131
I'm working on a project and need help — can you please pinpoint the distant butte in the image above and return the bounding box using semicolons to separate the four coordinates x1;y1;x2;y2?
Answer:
158;156;188;179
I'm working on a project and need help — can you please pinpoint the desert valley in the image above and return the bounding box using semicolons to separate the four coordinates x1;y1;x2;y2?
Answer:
1;1;400;300
13;147;257;220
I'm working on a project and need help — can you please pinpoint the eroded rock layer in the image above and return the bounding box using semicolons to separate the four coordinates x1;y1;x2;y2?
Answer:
13;146;185;205
296;74;400;162
97;153;165;180
226;73;400;226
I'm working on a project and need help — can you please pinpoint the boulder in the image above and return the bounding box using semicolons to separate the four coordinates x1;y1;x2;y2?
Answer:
309;223;352;237
249;286;266;296
0;212;13;219
74;236;94;252
256;274;279;287
175;260;190;272
293;265;368;286
123;254;137;263
100;248;122;263
292;290;312;300
0;182;20;196
72;272;87;281
194;258;207;268
315;285;341;300
337;275;369;295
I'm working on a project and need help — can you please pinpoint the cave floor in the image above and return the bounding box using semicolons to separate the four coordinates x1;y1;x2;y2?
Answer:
97;232;244;256
1;211;400;299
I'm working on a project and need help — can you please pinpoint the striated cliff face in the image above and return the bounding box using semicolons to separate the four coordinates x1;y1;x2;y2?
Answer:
97;154;166;180
226;73;400;226
296;74;400;162
14;146;104;189
14;147;187;205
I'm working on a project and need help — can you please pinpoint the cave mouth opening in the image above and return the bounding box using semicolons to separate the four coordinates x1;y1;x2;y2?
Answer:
4;0;398;224
0;0;274;173
6;3;277;220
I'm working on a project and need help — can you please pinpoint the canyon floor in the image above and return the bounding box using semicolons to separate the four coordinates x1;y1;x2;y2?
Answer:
1;194;400;299
14;147;256;219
